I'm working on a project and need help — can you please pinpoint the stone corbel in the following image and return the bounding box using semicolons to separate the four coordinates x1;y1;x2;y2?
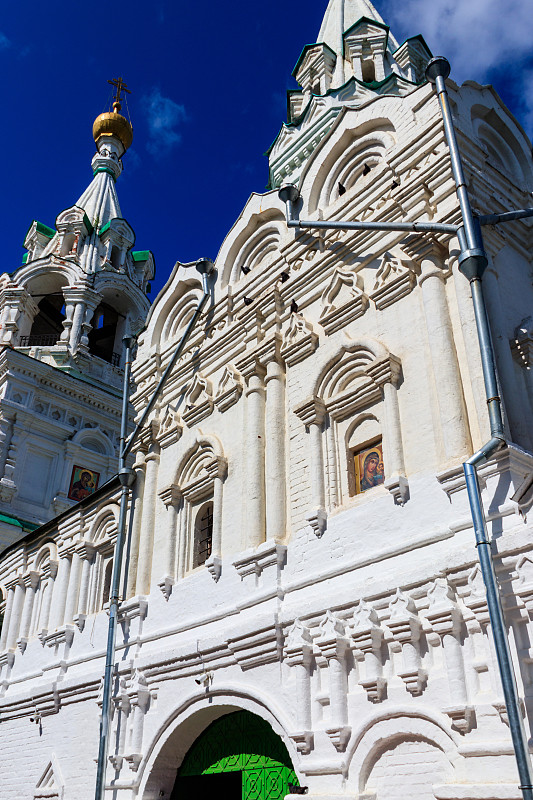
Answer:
305;507;327;538
232;540;287;580
205;555;222;582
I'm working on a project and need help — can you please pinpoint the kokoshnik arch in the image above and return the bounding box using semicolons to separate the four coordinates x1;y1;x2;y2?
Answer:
1;1;533;799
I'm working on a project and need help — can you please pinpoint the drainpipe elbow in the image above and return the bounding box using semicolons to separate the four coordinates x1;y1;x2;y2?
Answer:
465;436;506;468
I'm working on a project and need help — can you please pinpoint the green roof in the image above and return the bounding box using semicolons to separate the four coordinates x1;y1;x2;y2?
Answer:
22;253;29;264
132;250;151;261
35;221;55;238
0;512;39;532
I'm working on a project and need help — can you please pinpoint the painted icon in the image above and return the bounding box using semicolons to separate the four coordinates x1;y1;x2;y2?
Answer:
68;465;100;502
355;442;385;494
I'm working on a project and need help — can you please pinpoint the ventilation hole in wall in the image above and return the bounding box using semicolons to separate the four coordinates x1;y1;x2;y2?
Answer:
338;182;346;196
362;163;371;176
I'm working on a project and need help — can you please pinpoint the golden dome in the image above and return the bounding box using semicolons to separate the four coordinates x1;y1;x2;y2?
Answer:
92;111;133;151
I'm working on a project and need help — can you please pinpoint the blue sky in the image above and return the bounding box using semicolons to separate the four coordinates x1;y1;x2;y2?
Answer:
1;0;531;298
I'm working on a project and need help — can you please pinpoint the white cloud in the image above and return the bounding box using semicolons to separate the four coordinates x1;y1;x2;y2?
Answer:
380;0;533;135
141;88;188;158
0;32;10;50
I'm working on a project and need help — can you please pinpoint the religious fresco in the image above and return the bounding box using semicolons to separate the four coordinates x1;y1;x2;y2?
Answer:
354;442;384;494
68;465;100;502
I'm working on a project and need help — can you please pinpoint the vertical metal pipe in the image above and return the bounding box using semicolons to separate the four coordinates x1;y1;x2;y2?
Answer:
426;56;533;799
94;337;135;800
94;260;215;800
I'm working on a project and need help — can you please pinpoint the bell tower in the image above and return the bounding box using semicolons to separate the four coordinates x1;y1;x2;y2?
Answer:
0;81;153;547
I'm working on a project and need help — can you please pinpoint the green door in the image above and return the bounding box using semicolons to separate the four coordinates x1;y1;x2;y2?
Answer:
171;710;299;800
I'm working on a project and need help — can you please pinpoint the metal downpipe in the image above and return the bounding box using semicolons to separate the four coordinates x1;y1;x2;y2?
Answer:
94;260;215;800
94;337;136;800
122;264;213;461
427;56;533;798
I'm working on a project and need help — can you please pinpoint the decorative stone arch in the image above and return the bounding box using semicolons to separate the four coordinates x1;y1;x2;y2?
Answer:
299;117;396;214
214;192;285;289
32;541;59;572
85;503;119;612
295;337;407;520
227;217;285;285
345;708;459;797
166;433;227;582
157;277;204;348
71;427;114;457
88;503;119;543
470;103;533;187
136;687;302;800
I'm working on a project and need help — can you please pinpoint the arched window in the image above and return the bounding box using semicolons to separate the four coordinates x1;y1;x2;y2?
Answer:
194;502;213;568
361;58;376;83
102;558;114;606
27;294;66;346
88;302;119;364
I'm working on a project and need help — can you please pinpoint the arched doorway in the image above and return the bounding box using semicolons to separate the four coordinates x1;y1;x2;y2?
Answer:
170;710;299;799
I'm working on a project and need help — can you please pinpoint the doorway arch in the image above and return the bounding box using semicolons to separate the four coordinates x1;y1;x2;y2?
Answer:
170;710;299;799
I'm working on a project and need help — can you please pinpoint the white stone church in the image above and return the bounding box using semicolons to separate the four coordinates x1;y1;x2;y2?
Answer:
1;1;533;798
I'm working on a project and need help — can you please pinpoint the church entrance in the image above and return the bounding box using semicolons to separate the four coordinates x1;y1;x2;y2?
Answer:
170;710;300;799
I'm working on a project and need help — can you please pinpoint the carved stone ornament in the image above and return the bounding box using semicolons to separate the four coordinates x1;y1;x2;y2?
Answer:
157;405;183;448
320;267;369;335
370;251;416;310
214;365;244;413
280;312;319;367
182;373;214;427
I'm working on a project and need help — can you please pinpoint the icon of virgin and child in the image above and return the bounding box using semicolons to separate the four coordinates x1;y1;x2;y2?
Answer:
356;443;385;493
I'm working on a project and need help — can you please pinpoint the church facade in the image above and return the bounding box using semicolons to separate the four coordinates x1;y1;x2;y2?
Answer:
1;2;533;799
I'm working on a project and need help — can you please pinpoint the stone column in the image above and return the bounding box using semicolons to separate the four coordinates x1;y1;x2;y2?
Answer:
244;363;267;549
63;286;100;353
205;457;227;581
284;619;314;754
294;397;327;536
408;238;472;462
63;548;83;625
316;611;351;752
177;501;189;580
136;430;160;596
388;590;426;696
157;484;181;599
17;571;40;652
74;544;94;628
126;450;147;599
427;578;472;732
0;584;15;651
351;601;386;702
48;555;71;632
263;359;287;541
5;578;25;651
38;560;58;637
125;673;150;771
0;288;37;346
